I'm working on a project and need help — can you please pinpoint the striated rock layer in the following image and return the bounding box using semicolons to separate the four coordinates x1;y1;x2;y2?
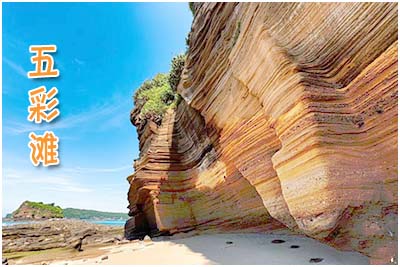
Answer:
3;220;123;253
127;3;398;264
127;101;287;238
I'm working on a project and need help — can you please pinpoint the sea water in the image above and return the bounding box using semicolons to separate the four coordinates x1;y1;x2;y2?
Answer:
84;219;126;226
2;219;126;227
2;220;32;226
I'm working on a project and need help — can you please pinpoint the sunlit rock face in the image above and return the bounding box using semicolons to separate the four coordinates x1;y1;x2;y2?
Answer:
127;102;287;237
127;2;398;264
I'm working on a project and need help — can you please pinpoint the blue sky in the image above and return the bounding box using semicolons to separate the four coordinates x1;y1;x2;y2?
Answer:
2;3;192;215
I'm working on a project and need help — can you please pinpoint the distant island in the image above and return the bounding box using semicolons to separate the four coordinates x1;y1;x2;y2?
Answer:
63;208;129;220
6;201;129;221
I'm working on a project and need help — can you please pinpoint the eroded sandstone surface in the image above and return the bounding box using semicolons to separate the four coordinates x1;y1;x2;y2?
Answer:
3;220;124;253
126;3;398;264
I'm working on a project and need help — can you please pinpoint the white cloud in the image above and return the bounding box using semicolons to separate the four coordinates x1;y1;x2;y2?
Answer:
3;95;131;135
3;57;27;77
2;166;130;215
3;168;92;193
70;165;132;173
41;186;92;193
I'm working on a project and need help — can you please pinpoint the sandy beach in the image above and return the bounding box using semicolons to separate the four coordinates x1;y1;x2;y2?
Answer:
8;233;369;265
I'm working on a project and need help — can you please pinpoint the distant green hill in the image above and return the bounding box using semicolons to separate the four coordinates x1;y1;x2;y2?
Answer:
7;201;129;221
63;208;129;220
11;201;63;220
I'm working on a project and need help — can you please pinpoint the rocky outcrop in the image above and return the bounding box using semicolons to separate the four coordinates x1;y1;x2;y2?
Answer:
2;220;124;253
11;201;63;220
126;3;398;264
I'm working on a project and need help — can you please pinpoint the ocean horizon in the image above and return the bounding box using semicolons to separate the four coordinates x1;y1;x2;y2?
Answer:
2;219;126;227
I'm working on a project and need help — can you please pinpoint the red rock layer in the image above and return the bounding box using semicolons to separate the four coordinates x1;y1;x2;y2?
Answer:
127;3;398;264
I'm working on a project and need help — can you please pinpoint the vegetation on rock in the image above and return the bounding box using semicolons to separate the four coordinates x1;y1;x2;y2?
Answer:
12;201;63;219
8;201;129;221
169;54;186;91
134;73;179;119
132;54;186;125
189;2;195;16
232;21;241;47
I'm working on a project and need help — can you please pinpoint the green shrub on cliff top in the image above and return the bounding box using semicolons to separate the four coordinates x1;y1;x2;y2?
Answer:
25;201;64;218
169;54;186;91
189;2;195;16
133;54;186;120
134;73;179;118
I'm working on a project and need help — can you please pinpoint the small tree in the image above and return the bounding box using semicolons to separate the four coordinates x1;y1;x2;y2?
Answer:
189;2;195;16
169;54;186;91
131;54;187;126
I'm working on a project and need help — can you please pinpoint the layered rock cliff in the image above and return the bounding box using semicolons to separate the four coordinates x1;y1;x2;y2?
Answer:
126;3;398;264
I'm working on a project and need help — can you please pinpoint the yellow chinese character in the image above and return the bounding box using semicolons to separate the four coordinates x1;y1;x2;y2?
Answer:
27;45;59;78
28;131;60;167
27;86;59;123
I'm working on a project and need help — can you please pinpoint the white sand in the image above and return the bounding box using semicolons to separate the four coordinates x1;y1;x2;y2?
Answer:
51;233;369;265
